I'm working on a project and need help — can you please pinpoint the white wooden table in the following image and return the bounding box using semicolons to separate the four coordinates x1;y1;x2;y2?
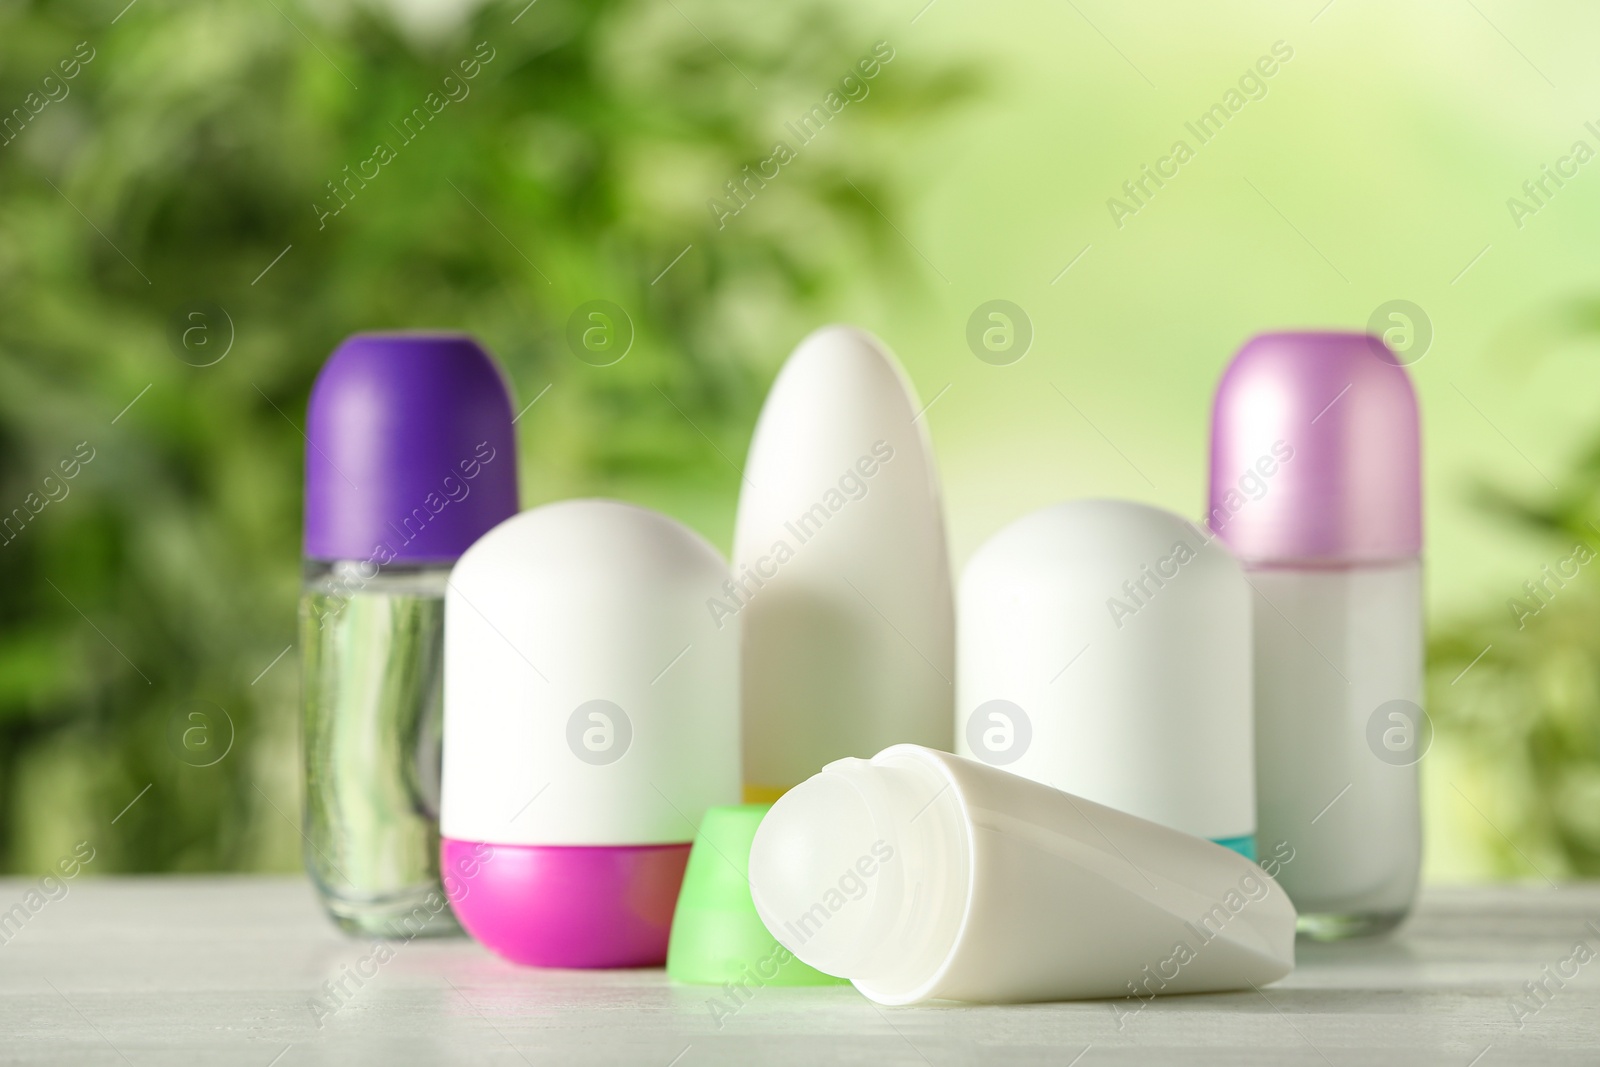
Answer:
1;878;1595;1065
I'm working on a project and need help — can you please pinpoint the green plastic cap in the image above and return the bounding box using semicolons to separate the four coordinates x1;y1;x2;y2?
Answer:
666;804;845;986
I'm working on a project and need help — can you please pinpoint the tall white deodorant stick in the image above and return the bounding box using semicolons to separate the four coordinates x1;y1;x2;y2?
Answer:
440;500;739;968
731;326;954;800
957;500;1260;859
1208;332;1423;939
747;745;1296;1005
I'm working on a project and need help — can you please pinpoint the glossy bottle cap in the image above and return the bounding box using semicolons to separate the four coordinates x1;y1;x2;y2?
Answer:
1207;331;1421;566
666;804;846;986
443;839;690;969
303;332;519;563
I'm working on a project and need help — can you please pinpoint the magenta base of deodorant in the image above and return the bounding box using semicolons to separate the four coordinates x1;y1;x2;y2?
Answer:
442;839;690;968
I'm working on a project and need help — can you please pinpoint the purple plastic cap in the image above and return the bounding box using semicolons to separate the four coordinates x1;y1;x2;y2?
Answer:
303;333;519;563
1207;331;1422;565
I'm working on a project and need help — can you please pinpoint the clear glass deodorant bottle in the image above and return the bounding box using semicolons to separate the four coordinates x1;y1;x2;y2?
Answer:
1208;331;1423;939
300;333;518;937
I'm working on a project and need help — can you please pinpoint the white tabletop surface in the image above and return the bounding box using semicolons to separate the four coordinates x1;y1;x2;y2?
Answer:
0;877;1595;1065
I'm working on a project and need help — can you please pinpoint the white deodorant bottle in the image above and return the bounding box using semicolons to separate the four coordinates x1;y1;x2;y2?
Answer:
747;744;1296;1005
440;499;740;967
957;500;1257;859
732;326;954;801
1208;331;1424;939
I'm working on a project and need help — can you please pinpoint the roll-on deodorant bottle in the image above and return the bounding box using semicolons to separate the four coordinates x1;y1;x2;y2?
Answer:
1208;331;1423;939
957;500;1257;858
440;500;740;968
734;326;954;801
748;745;1296;1005
301;332;518;937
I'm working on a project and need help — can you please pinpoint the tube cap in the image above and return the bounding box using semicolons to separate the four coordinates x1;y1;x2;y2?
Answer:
303;333;519;563
666;805;845;986
1207;331;1421;565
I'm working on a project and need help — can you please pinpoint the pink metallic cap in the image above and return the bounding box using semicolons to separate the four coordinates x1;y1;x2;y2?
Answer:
442;839;689;969
1207;331;1422;565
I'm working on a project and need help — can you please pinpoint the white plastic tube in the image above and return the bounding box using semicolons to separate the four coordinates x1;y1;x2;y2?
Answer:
748;745;1296;1005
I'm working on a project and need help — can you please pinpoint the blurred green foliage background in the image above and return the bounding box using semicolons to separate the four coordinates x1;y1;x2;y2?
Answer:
1;0;1598;884
0;0;973;875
